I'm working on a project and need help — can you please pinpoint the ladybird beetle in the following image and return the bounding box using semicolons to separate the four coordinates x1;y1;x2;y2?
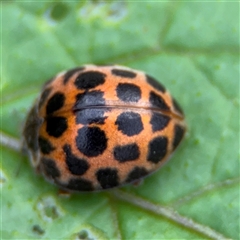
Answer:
23;65;186;191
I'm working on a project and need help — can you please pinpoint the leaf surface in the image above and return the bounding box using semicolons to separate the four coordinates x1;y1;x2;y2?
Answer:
1;2;239;239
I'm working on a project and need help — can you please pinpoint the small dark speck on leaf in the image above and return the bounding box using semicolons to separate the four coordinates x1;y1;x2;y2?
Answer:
32;224;45;235
78;229;95;240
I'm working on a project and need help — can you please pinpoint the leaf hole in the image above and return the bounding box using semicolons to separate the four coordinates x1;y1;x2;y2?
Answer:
79;1;127;22
107;2;127;22
36;196;63;222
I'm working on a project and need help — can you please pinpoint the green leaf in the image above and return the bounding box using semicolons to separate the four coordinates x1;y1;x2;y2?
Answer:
1;1;239;239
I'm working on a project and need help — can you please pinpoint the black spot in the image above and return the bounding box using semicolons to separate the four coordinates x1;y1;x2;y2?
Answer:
149;91;170;111
63;145;89;175
46;92;65;115
78;230;89;239
96;168;119;189
173;125;185;149
74;71;106;89
76;108;108;125
41;158;60;178
116;83;141;102
38;136;55;154
46;116;67;137
147;136;168;163
66;178;94;191
76;126;107;157
125;167;148;183
111;68;136;78
32;224;45;236
63;66;85;84
74;91;105;109
172;98;184;115
115;112;143;136
114;143;140;162
146;75;166;92
150;112;170;132
38;87;52;109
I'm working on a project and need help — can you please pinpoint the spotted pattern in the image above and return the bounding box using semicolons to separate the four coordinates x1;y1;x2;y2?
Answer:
46;92;65;115
41;158;60;178
75;71;106;90
114;143;140;162
173;125;185;150
125;167;148;183
147;136;168;163
38;136;55;154
74;91;105;109
76;126;108;157
63;145;89;175
149;91;170;111
46;116;67;137
150;112;170;132
146;75;166;93
24;65;186;192
116;83;141;102
115;112;143;136
65;178;93;191
111;68;136;78
96;168;119;189
63;67;85;84
76;108;107;125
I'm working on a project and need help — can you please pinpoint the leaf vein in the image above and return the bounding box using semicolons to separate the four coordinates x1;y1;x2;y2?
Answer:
113;190;231;240
170;177;240;208
107;194;122;240
192;59;233;102
0;131;21;152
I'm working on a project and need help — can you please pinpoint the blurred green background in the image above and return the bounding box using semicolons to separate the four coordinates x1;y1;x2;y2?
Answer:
1;1;239;239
